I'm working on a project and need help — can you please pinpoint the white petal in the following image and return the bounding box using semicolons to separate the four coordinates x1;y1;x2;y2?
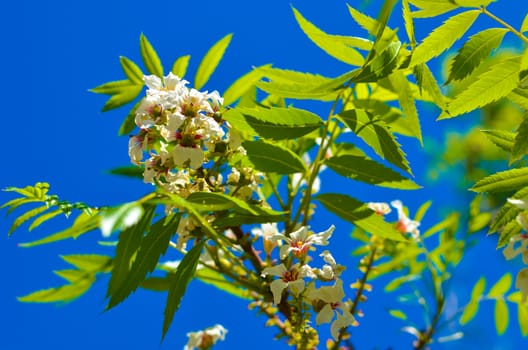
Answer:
261;264;287;278
508;198;528;210
143;75;163;90
269;279;287;304
288;278;305;296
316;304;334;325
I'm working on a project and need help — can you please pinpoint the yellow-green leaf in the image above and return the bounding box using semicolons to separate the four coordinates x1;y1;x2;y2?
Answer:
18;277;95;303
489;274;513;298
472;276;487;300
471;167;528;193
194;34;232;90
139;33;164;77
522;13;528;33
388;309;407;320
511;115;528;163
119;56;144;84
402;0;416;46
410;0;458;18
481;129;515;153
495;299;509;335
9;205;49;236
29;208;63;231
440;57;521;119
171;55;190;79
460;301;479;325
223;64;271;106
410;10;480;67
519;303;528;336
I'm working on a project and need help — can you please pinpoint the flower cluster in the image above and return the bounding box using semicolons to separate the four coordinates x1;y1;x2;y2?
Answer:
503;198;528;301
184;324;228;350
260;224;356;340
128;73;243;195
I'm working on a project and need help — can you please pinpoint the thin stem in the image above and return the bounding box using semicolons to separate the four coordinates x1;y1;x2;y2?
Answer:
230;226;264;274
481;7;528;44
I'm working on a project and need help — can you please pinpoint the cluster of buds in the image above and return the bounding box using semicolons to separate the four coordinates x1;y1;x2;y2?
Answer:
259;224;356;340
503;198;528;301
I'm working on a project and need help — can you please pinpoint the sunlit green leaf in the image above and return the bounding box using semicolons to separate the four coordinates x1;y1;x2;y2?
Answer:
171;55;190;78
315;193;407;241
388;309;407;320
119;56;144;84
108;214;180;309
522;13;528;33
460;301;479;325
347;4;397;40
519;303;528;336
223;64;271;105
162;240;205;340
498;220;523;248
489;274;513;298
410;10;480;67
402;0;416;46
118;99;142;136
18;277;95;303
511;115;528;163
61;254;112;272
413;63;446;109
338;109;411;174
292;7;364;66
28;208;63;232
494;299;509;335
353;42;401;83
471;167;528;193
9;205;49;236
447;28;508;84
234;106;323;140
440;57;521;119
194;34;232;90
140;33;164;77
91;80;143;112
472;276;487;300
325;155;420;189
481;129;515;152
409;0;458;18
243;140;306;174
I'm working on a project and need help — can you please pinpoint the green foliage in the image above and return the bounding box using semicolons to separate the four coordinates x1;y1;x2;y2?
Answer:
471;167;528;193
162;240;205;340
194;34;232;90
243;140;307;174
171;55;191;78
140;33;164;77
511;115;528;163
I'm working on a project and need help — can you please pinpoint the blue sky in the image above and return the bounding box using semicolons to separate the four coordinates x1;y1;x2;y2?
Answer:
1;1;527;349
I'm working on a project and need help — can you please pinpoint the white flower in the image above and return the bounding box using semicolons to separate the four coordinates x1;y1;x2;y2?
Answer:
172;144;204;169
252;223;280;240
308;279;356;340
313;250;345;280
128;135;145;165
184;324;228;350
261;263;314;304
271;225;335;259
367;202;391;216
391;200;420;238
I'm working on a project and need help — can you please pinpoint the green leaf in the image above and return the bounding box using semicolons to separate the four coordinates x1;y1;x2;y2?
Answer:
388;309;408;320
353;42;402;83
292;7;364;66
54;269;91;283
447;28;508;84
28;208;63;231
194;34;232;90
387;71;423;144
256;67;338;101
162;240;205;340
471;167;528;193
61;254;112;272
498;220;523;248
414;201;432;222
489;273;512;298
212;205;286;228
494;299;509;335
118;99;142;136
509;87;528;110
235;106;323;140
107;166;144;179
18;277;95;303
8;205;49;236
413;63;446;109
410;10;480;67
91;80;143;112
347;5;397;41
511;115;528;163
460;301;479;325
522;13;528;33
315;193;407;241
223;64;272;106
139;33;164;77
171;55;190;78
140;277;170;292
338;109;411;174
385;274;420;292
3;182;50;199
100;202;145;237
105;207;155;309
195;268;251;300
186;192;258;215
402;0;416;46
489;186;528;234
325;155;420;190
481;129;515;152
440;57;521;119
472;276;487;300
107;214;180;309
119;56;144;84
409;0;459;18
243;140;306;174
519;303;528;336
19;212;99;247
